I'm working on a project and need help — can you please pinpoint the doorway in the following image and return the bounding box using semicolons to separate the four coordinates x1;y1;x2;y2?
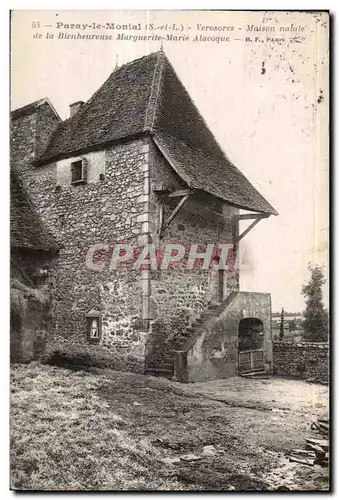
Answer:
210;257;225;303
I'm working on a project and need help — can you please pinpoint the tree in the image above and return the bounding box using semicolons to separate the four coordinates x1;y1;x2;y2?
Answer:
279;307;284;340
289;319;296;332
301;264;329;342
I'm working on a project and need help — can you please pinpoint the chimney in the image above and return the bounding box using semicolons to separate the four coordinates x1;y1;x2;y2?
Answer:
69;101;84;117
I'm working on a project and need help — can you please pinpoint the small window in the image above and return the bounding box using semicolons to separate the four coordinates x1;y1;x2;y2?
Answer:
90;318;99;338
71;158;88;185
86;313;101;343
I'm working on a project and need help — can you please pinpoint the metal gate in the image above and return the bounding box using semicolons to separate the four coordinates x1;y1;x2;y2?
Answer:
238;349;264;374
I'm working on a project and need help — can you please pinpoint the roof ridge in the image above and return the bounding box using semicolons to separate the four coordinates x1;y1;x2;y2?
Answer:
11;97;48;115
144;51;165;132
11;97;62;122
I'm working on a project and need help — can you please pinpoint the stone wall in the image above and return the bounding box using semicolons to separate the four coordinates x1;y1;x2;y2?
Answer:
11;108;152;358
146;142;239;364
11;113;37;169
11;102;60;170
10;268;53;363
273;341;329;382
49;138;148;353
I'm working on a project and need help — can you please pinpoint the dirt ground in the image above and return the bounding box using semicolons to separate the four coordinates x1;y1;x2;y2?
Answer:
10;364;329;491
176;376;329;490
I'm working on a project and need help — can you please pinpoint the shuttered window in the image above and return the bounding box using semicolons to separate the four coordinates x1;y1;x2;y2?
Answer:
71;158;88;185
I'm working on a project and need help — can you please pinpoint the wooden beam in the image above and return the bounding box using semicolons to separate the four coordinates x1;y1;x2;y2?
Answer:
160;194;190;237
234;213;270;221
236;218;262;243
164;194;190;228
153;182;170;193
232;213;269;245
168;189;194;198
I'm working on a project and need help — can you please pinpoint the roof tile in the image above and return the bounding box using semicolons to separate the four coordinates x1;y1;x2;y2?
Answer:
10;170;60;251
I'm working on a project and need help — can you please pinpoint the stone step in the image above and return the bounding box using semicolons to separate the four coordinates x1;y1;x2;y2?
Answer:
175;334;190;341
207;303;220;310
146;362;173;370
189;313;217;329
184;327;195;333
163;358;173;364
240;371;269;379
190;322;202;329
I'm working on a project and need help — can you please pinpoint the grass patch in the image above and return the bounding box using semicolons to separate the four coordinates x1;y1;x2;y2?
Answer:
10;364;329;491
10;364;187;491
41;342;143;374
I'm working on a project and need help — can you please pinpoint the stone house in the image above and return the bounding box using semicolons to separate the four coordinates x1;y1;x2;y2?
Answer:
10;51;277;381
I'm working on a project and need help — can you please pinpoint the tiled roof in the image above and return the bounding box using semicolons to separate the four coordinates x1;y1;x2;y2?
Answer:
34;51;277;215
35;53;158;165
154;132;277;215
10;170;59;251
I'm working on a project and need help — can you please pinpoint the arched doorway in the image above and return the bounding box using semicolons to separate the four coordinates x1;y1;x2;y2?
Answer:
238;318;264;374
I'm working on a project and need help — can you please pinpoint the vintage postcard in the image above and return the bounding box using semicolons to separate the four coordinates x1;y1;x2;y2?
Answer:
10;10;330;492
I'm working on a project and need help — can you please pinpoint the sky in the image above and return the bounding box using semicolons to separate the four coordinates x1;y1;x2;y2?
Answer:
10;10;329;312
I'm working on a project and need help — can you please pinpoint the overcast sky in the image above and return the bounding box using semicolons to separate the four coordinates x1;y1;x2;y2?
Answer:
11;10;329;312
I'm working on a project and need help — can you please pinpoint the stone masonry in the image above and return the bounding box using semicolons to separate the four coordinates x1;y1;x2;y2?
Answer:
181;291;272;382
145;142;240;367
11;107;152;358
273;341;329;382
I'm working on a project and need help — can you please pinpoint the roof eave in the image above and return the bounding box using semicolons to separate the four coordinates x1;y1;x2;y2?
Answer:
152;134;278;217
194;189;278;216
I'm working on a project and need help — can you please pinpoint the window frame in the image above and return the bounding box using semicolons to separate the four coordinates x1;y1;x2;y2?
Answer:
71;158;88;185
86;313;102;343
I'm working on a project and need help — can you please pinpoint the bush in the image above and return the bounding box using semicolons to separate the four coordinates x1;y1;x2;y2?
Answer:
41;342;144;374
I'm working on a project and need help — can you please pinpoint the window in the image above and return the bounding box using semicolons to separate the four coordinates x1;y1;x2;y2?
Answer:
71;158;88;185
86;313;101;343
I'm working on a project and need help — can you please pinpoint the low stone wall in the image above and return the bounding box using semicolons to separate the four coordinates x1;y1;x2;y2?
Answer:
273;341;329;382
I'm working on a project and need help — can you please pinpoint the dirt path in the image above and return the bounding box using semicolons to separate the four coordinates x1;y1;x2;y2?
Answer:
98;372;329;491
175;377;329;490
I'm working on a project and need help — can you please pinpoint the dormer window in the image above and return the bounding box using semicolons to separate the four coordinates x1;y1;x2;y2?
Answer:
71;158;88;185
